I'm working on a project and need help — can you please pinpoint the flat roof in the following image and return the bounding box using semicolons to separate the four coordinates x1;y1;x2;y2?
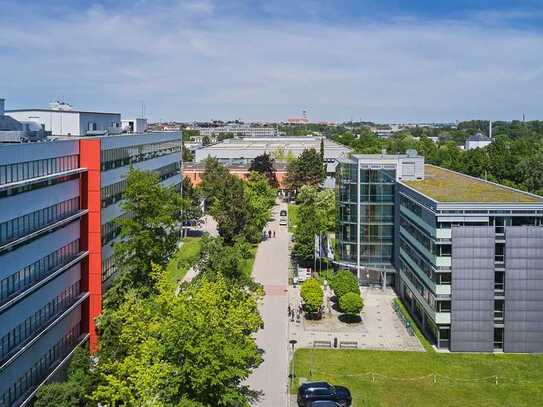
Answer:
6;109;120;116
402;165;543;203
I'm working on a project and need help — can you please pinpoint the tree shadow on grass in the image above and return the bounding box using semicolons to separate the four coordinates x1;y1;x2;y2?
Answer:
338;314;362;324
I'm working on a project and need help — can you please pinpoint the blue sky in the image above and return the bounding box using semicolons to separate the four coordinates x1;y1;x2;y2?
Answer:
1;0;542;122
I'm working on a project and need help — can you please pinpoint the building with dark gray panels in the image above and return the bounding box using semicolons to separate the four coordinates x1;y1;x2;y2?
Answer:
336;153;543;352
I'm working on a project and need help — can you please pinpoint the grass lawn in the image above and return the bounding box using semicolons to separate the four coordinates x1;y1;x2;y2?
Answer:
288;204;299;233
292;348;543;407
240;244;258;278
164;237;203;284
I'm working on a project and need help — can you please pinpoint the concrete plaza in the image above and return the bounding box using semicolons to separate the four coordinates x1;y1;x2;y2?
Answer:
288;285;424;352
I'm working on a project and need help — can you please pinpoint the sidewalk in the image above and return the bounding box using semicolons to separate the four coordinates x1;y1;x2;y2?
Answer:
246;203;290;407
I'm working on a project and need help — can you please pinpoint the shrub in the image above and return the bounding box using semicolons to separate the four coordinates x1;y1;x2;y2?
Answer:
300;278;323;313
339;292;364;314
330;270;359;299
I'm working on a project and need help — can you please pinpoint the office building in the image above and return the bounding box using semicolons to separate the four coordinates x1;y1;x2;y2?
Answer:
121;118;148;134
195;136;351;180
0;99;47;143
196;124;278;138
465;132;491;150
336;153;543;352
0;131;182;406
6;102;122;137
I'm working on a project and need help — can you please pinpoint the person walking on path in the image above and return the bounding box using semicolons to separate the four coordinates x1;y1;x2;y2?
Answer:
268;230;272;239
273;231;276;238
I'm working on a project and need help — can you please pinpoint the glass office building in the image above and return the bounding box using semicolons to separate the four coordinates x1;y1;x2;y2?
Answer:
336;153;543;352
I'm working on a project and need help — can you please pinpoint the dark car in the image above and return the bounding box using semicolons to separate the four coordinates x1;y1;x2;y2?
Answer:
309;401;342;407
280;209;288;217
297;382;352;407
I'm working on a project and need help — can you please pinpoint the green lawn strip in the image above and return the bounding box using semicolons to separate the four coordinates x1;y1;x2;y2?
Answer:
288;204;299;232
292;348;543;407
393;298;433;352
164;237;203;284
241;244;258;278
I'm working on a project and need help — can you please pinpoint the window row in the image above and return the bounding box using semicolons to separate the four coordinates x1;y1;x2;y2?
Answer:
0;323;81;407
400;260;434;310
0;155;79;186
400;239;436;282
100;140;181;171
400;215;434;255
101;256;117;282
100;162;180;208
0;197;80;246
101;213;131;246
0;173;80;199
0;280;81;363
0;240;80;305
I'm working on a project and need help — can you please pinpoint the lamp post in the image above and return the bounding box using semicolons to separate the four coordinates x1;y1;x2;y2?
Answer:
288;339;298;391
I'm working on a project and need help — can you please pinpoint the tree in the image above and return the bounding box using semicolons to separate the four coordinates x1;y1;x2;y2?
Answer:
330;271;359;300
197;236;255;285
208;172;250;244
200;157;231;208
339;292;364;315
249;153;278;187
92;274;263;407
108;168;182;306
202;135;211;146
300;278;323;314
182;176;203;229
34;347;97;407
244;172;276;242
285;148;324;194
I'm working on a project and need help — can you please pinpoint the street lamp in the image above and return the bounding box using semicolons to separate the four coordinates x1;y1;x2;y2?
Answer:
288;339;298;391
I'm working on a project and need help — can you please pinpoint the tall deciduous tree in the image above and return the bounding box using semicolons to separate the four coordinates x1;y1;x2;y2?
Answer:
285;148;324;194
108;168;183;306
249;153;278;187
92;274;262;407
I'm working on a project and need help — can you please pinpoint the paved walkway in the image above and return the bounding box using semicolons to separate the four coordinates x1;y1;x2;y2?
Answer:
288;286;424;351
182;215;218;283
246;202;290;407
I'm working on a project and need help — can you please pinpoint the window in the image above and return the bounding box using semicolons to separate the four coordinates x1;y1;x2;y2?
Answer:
0;281;81;363
0;197;80;246
0;155;79;186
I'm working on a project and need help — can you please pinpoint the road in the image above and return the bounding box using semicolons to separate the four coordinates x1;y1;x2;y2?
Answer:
246;202;290;407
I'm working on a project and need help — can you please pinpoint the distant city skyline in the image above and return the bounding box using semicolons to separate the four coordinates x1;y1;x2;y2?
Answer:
1;0;542;122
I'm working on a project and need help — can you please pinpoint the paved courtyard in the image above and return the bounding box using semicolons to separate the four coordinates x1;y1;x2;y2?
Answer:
288;285;424;352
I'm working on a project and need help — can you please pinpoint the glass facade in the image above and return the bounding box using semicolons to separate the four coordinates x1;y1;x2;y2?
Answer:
336;162;396;270
100;140;180;171
0;155;79;185
0;240;80;305
0;280;81;364
0;322;81;407
0;197;80;246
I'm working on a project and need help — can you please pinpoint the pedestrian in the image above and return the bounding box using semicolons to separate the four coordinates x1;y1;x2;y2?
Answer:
288;304;291;316
273;230;276;238
268;230;272;239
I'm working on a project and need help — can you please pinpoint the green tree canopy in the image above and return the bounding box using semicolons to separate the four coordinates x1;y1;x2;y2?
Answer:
108;167;183;306
92;273;263;407
330;270;360;300
339;292;364;315
285;148;324;193
249;153;278;187
300;278;323;314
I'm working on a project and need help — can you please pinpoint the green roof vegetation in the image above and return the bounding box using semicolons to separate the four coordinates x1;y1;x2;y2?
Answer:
402;165;543;203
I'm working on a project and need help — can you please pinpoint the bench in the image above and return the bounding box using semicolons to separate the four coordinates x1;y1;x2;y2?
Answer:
313;340;332;348
339;341;358;349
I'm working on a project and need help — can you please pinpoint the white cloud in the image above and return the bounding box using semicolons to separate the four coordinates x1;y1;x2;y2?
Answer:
0;1;542;122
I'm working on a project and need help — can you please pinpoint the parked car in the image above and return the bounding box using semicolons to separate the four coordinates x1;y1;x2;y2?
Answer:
279;218;287;226
309;401;342;407
280;209;288;217
297;382;352;407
